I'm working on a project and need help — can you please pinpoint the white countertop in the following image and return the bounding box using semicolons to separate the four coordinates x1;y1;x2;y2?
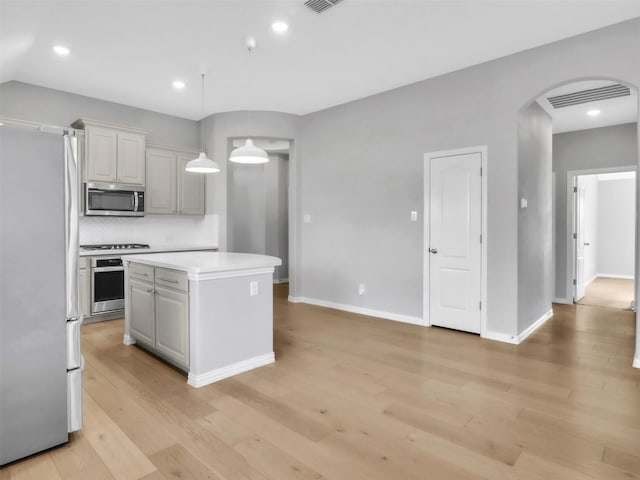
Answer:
123;251;282;275
80;245;218;257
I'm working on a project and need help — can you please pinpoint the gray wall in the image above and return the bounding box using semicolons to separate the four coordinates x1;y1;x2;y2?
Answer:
0;81;199;147
298;18;640;337
518;102;553;333
598;177;636;277
553;123;638;300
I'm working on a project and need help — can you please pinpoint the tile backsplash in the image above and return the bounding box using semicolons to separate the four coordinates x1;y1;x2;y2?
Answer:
80;214;219;247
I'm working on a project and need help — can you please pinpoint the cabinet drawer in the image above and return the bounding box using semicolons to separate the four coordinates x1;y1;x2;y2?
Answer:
129;263;154;283
155;268;188;291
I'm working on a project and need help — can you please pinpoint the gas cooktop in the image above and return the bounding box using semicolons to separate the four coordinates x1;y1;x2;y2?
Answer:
80;243;150;250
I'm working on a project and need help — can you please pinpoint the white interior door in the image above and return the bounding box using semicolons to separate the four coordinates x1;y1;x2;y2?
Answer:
574;183;586;301
428;153;482;333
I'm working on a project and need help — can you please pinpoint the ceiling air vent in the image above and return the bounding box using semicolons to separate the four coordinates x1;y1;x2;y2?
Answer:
547;83;630;109
304;0;343;14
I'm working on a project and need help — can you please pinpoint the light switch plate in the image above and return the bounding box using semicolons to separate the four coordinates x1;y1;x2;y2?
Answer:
520;198;528;209
303;214;311;224
250;280;259;296
410;211;418;222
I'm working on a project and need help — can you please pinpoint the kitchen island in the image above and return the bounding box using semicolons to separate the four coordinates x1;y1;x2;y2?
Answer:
122;251;281;387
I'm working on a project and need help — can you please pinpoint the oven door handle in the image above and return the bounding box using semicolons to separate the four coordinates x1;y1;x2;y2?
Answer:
133;192;139;212
92;266;125;273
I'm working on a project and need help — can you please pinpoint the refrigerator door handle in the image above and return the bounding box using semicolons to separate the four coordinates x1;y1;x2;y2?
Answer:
64;133;80;320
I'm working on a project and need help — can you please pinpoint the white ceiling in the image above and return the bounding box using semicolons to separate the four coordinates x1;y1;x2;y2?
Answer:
2;1;640;120
536;80;638;133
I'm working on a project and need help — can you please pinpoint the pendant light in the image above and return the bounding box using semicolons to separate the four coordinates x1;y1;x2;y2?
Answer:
185;73;220;173
229;37;269;165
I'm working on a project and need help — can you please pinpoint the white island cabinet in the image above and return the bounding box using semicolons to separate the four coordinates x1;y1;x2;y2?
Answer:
123;252;281;387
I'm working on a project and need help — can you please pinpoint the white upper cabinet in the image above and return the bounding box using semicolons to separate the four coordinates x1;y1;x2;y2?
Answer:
177;154;205;215
73;119;148;186
146;145;205;215
86;127;117;182
116;131;146;185
146;148;177;214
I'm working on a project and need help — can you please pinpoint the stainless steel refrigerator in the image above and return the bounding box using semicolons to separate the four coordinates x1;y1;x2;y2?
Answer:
0;122;83;465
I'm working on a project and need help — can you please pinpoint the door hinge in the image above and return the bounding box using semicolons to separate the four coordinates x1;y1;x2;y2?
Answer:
573;279;577;286
573;186;578;193
480;167;483;176
480;234;483;243
479;301;482;310
573;233;577;239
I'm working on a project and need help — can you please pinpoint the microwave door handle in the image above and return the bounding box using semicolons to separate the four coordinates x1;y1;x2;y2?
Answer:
133;192;139;211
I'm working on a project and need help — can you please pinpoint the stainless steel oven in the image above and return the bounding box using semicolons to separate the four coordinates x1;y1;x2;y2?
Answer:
90;257;124;314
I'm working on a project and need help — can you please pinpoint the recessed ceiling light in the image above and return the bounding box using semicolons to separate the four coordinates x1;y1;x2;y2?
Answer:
53;45;70;56
272;21;288;33
587;109;601;117
173;80;186;90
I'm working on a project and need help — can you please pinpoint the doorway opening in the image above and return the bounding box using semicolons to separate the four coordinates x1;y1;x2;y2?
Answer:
570;169;636;310
227;137;290;284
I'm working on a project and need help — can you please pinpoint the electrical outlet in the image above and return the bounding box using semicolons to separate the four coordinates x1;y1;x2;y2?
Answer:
250;281;259;296
410;211;418;222
358;283;366;296
303;214;311;224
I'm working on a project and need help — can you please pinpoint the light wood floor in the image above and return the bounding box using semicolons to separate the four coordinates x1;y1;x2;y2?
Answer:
2;285;640;480
578;277;634;310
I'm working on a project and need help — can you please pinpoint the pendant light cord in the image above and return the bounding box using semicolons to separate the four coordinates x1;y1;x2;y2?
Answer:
247;40;254;137
201;73;205;152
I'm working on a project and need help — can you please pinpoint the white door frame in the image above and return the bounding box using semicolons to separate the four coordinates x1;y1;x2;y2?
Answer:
566;166;637;306
423;146;488;337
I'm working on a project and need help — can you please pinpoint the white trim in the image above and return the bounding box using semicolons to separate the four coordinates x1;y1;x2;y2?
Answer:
597;273;634;280
187;353;275;388
483;308;553;345
289;296;426;326
483;331;519;344
423;146;488;337
123;334;136;345
518;309;553;344
633;354;640;369
552;297;572;304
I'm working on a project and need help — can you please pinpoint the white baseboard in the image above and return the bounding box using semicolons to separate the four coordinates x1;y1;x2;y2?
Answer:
633;354;640;369
483;308;553;345
187;352;275;388
552;297;572;305
598;273;634;280
483;331;519;344
518;308;553;344
123;334;136;345
287;296;426;326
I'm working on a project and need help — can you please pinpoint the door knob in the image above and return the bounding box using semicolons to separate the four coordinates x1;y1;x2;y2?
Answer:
584;242;590;246
430;248;438;254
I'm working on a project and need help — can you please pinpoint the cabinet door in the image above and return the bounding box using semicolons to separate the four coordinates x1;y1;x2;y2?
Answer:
86;127;117;182
155;286;189;368
117;132;146;185
177;154;205;215
146;149;177;214
79;267;91;318
129;278;155;347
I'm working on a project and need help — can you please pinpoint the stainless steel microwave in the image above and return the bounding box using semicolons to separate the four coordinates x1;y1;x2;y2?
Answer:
84;182;145;216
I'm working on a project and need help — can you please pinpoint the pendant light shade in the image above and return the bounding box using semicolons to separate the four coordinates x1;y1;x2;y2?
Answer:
229;37;269;165
185;72;220;174
229;138;269;164
186;152;220;173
